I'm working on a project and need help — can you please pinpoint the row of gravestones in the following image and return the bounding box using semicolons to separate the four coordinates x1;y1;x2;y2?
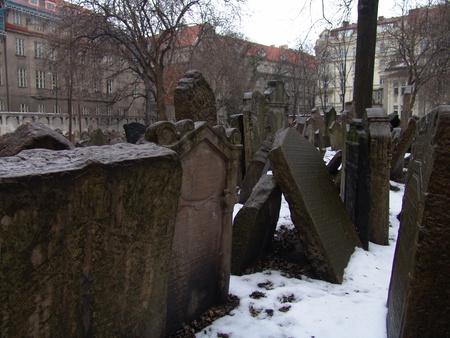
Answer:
0;65;448;336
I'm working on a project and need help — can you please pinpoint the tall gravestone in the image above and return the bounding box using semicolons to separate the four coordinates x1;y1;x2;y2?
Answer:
387;106;450;337
269;128;362;284
263;80;289;134
174;70;217;125
0;143;182;337
242;91;264;171
232;174;282;275
146;121;242;334
364;108;391;245
344;119;371;249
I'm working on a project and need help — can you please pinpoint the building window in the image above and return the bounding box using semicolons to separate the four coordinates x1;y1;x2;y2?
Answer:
0;66;3;85
47;2;55;9
51;73;58;89
95;107;101;115
393;105;398;113
37;104;45;113
19;103;29;112
118;108;124;116
393;83;399;96
379;59;386;70
93;81;100;93
401;82;406;96
0;100;4;111
106;79;113;95
17;68;27;88
13;11;23;25
29;0;38;4
380;76;385;85
107;107;112;115
53;106;61;114
34;42;45;58
36;70;46;89
340;94;344;103
82;107;89;115
16;38;25;56
338;62;345;73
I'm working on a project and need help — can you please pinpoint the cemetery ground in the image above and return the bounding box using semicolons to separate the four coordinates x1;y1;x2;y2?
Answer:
176;149;405;338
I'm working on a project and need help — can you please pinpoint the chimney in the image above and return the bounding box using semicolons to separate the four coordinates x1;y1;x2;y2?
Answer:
343;21;349;27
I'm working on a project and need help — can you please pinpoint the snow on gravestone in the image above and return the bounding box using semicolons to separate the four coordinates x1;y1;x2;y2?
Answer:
0;143;182;337
269;128;362;284
387;106;450;337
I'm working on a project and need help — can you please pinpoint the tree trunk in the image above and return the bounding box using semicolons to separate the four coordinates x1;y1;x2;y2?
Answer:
353;0;379;118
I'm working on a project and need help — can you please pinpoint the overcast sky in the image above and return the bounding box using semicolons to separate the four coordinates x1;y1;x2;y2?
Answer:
234;0;402;49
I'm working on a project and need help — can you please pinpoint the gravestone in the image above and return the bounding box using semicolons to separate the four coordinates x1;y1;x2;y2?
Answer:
232;174;282;275
239;135;273;204
0;122;74;157
145;120;242;334
269;128;362;284
263;80;289;134
0;143;182;337
123;122;147;144
242;91;265;171
364;108;391;245
329;120;344;150
174;70;217;125
323;107;336;147
387;106;450;337
343;119;371;249
86;128;109;146
390;116;419;182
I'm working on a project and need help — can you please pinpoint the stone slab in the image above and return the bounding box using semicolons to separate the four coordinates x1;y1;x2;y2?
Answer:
232;174;282;275
387;106;450;337
0;143;182;337
269;128;361;284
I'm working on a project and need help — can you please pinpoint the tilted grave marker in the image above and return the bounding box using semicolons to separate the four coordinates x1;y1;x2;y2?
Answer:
387;106;450;337
232;174;282;275
269;128;362;284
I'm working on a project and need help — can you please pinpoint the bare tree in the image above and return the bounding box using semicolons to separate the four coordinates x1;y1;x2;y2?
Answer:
69;0;242;125
384;1;450;125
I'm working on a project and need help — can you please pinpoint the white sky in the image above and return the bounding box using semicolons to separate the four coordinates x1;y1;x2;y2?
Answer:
235;0;402;49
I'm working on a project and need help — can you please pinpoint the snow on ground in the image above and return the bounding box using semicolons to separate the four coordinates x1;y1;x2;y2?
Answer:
197;150;405;338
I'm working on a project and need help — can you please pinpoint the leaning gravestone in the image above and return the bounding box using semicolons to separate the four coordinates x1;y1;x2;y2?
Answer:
146;120;242;334
239;135;273;204
0;143;182;337
174;70;217;125
0;121;74;157
232;174;282;275
269;128;362;284
386;106;450;337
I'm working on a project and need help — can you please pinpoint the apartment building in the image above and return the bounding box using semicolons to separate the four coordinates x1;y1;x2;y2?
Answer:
314;6;449;117
0;0;146;131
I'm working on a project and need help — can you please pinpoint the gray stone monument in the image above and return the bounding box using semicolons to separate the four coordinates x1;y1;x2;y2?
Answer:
364;108;391;245
269;128;362;284
146;120;242;334
386;106;450;337
0;143;182;337
232;174;282;275
263;80;290;135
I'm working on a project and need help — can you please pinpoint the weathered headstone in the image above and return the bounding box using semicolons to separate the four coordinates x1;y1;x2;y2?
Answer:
0;143;182;337
390;116;419;182
387;105;450;337
239;135;273;204
174;70;217;125
0;122;74;157
86;128;109;146
232;174;282;275
269;128;362;284
329;120;345;150
263;80;289;134
364;108;391;245
242;91;264;171
343;119;371;249
146;120;242;334
123;122;147;144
